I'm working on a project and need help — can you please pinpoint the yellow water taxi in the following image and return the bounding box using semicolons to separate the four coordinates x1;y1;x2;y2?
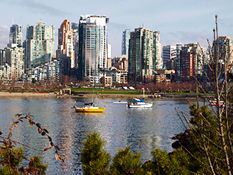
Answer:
75;102;105;113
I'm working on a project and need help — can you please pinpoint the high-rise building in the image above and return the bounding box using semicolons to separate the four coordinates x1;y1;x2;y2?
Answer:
162;45;176;68
0;24;24;81
122;29;131;56
0;44;24;80
78;15;109;82
25;19;55;68
212;36;233;73
0;49;5;65
128;27;162;84
175;44;183;82
179;43;206;82
72;23;79;68
9;24;23;46
57;20;75;68
180;51;194;82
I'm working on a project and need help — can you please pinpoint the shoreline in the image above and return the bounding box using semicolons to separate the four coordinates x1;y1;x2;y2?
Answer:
0;92;57;98
0;91;209;99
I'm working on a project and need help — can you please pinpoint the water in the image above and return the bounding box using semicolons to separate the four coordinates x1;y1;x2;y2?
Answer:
0;97;192;174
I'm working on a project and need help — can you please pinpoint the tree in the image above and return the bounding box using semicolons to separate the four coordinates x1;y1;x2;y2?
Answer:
80;132;111;175
147;148;190;175
109;146;142;175
174;15;233;174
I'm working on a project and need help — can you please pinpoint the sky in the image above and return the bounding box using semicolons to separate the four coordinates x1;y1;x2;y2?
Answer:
1;0;233;58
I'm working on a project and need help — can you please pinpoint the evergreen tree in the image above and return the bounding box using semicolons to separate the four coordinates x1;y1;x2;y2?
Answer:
80;132;111;175
109;146;142;175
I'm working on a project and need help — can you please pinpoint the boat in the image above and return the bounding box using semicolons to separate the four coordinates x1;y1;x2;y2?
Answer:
74;102;106;113
127;88;153;108
127;102;153;108
209;99;224;107
134;98;145;102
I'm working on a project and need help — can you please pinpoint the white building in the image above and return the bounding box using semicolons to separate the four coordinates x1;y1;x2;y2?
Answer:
0;43;24;81
0;63;11;81
106;69;128;84
24;60;60;82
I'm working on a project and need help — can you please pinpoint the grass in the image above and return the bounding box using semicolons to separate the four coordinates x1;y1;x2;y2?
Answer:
71;87;142;95
71;88;214;96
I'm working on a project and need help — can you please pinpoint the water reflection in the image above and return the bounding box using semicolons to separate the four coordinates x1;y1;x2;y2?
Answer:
0;97;191;174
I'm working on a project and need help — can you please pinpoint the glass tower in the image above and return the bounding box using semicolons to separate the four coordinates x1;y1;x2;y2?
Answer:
9;24;23;46
78;15;109;82
122;29;131;56
162;45;176;68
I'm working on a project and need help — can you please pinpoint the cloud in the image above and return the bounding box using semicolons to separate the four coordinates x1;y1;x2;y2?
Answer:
0;35;9;49
0;24;9;49
19;0;67;17
218;16;233;28
164;30;212;48
0;24;10;32
108;22;129;31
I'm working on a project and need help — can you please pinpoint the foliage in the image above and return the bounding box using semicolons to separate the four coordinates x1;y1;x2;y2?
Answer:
81;132;111;175
147;148;190;175
109;146;142;175
174;101;233;174
80;133;191;175
0;114;63;174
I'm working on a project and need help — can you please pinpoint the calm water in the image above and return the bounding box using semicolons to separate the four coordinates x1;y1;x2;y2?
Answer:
0;97;193;174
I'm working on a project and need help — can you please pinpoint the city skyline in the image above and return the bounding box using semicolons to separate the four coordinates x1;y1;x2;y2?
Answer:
1;0;233;58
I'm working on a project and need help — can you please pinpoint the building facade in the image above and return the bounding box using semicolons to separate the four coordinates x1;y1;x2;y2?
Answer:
0;23;24;81
212;36;233;74
179;43;206;82
9;24;23;46
112;55;128;71
162;45;176;68
78;15;109;83
180;52;194;82
175;44;183;82
57;20;75;68
25;19;55;68
24;60;60;82
128;27;162;84
122;29;131;56
72;22;79;68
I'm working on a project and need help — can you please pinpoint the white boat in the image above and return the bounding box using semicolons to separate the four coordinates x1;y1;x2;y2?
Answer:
127;88;153;108
127;102;153;108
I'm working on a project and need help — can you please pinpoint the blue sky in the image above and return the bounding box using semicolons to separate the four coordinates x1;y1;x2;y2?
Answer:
1;0;233;57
